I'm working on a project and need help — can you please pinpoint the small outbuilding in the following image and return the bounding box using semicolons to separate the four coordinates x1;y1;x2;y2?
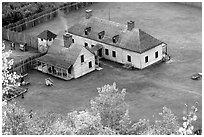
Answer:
37;30;57;53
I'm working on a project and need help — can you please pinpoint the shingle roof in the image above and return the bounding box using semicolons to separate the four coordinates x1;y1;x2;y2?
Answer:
37;39;83;69
37;30;57;40
88;43;103;53
37;54;73;69
68;17;163;53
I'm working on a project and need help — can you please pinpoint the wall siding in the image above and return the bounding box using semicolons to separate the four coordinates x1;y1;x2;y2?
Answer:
122;50;141;68
38;38;54;47
73;47;95;78
140;44;163;69
71;33;163;69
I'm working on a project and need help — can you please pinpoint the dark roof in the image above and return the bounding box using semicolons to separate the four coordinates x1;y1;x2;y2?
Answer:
68;17;163;53
37;54;73;69
37;39;83;69
37;30;57;40
88;43;103;53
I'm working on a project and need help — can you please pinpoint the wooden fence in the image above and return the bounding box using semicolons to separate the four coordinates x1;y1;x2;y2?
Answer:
2;28;39;49
3;2;94;75
10;53;45;75
4;2;94;32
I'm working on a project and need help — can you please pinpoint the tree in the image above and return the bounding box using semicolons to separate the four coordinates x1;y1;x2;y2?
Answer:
65;110;116;135
90;83;131;133
2;102;36;135
179;103;199;135
2;42;20;102
150;106;180;135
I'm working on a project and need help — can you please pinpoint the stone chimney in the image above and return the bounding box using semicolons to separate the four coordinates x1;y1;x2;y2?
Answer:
85;9;92;19
63;33;72;48
127;21;135;31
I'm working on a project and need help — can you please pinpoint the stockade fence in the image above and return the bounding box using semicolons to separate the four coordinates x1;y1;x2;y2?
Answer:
9;53;45;75
4;2;94;32
3;2;94;74
2;28;39;50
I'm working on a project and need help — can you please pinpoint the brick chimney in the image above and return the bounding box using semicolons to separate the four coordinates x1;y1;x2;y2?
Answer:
85;9;92;19
127;21;135;31
63;33;72;48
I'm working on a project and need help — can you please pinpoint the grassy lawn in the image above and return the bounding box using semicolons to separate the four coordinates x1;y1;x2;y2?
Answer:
14;2;201;129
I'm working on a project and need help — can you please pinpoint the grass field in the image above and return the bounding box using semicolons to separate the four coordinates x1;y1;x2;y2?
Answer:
14;2;201;129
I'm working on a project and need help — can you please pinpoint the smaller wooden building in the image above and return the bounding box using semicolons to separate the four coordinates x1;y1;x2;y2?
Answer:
35;38;96;80
37;30;57;53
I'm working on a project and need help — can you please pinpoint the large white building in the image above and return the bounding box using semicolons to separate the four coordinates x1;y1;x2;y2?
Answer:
67;9;168;69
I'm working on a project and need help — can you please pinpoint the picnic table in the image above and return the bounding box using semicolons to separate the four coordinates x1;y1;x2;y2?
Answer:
45;78;53;86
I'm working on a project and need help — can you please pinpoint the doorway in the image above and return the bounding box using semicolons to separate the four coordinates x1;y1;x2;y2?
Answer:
98;48;102;57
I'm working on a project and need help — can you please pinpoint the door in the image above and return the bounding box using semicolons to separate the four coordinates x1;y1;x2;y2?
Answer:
98;49;102;57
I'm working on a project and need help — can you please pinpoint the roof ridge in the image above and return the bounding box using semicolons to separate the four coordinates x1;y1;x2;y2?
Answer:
93;17;127;28
68;17;164;53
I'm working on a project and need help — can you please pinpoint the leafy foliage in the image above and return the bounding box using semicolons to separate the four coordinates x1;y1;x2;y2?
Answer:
179;103;198;135
90;82;130;132
2;2;66;26
2;102;35;135
2;42;20;101
1;68;200;135
150;106;180;135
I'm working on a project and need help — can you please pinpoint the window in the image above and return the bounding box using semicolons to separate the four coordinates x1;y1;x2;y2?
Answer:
81;55;84;63
98;31;105;39
145;56;148;63
84;42;88;47
112;35;119;43
155;51;158;58
99;35;102;39
105;49;109;55
41;38;43;41
112;51;116;57
68;67;72;74
91;45;94;47
113;38;116;43
85;27;91;35
85;30;88;35
89;61;92;68
127;55;131;62
72;39;75;43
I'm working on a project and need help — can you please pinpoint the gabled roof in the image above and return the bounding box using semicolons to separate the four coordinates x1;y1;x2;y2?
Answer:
37;39;84;69
68;17;163;53
37;30;57;40
88;43;103;53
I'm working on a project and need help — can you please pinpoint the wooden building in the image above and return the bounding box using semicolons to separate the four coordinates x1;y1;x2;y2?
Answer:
67;9;168;69
35;35;96;80
37;30;57;53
